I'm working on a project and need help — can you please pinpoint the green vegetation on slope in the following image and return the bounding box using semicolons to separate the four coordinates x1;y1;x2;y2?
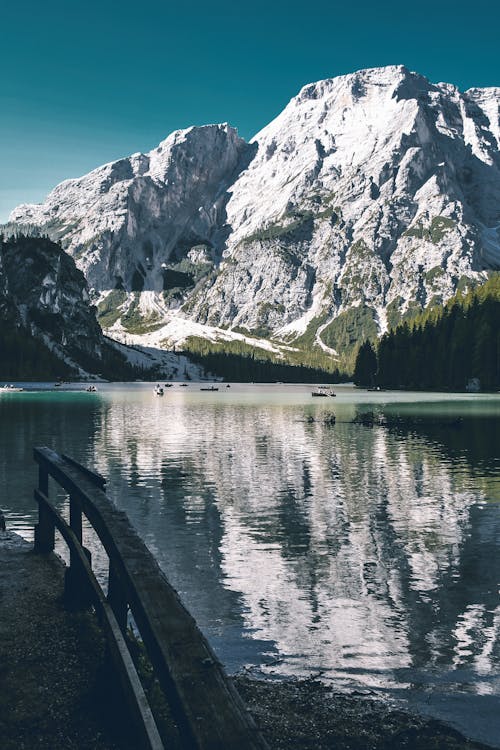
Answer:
321;306;379;373
179;336;347;383
354;274;500;391
403;215;455;244
97;290;127;328
242;211;314;245
121;294;164;335
0;324;75;380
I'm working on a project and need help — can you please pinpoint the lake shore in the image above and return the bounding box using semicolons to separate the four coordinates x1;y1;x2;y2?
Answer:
0;530;136;750
235;676;494;750
1;530;496;749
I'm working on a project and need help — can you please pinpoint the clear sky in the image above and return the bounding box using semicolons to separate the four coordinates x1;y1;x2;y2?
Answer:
1;0;499;221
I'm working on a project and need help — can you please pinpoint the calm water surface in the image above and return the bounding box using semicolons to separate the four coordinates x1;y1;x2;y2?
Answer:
1;383;499;744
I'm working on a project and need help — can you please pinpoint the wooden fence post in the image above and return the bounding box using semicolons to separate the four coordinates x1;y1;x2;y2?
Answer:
64;544;93;610
34;466;55;553
63;494;93;609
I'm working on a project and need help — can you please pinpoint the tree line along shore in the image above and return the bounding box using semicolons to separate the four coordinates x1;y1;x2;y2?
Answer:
354;274;500;392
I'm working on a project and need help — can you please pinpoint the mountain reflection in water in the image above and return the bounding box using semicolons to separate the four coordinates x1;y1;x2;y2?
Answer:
1;384;499;743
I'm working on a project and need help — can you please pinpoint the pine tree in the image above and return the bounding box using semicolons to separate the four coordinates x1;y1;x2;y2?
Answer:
353;341;377;386
375;273;500;391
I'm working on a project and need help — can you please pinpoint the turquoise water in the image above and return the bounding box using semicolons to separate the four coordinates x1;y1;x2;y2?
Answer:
1;383;499;743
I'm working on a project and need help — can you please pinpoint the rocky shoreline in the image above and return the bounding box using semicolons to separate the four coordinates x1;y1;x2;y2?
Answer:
235;676;494;750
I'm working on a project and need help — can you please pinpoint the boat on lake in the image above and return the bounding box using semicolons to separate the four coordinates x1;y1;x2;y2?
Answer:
312;388;336;397
200;386;219;392
154;385;164;396
85;385;98;393
0;384;24;392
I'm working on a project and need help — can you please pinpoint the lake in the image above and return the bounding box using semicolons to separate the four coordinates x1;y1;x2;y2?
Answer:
1;383;499;745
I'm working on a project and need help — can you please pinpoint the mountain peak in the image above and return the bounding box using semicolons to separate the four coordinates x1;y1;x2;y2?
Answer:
294;64;420;102
156;122;240;148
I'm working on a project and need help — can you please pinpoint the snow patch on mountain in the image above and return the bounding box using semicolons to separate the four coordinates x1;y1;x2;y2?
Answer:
108;307;300;358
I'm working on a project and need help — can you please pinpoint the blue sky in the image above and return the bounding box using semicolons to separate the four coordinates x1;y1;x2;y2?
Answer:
1;0;499;221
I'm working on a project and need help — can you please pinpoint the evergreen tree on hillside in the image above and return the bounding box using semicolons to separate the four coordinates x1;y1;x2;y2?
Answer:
376;274;500;391
353;341;377;386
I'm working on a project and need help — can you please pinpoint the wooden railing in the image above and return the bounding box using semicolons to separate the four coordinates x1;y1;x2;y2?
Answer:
33;447;268;750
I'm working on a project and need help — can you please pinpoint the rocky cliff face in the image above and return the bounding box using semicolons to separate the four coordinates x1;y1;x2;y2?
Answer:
0;235;104;370
9;125;253;293
0;235;211;380
8;66;500;367
192;66;500;344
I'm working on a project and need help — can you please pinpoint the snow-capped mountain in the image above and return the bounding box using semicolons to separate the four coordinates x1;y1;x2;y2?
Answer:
8;65;500;367
8;124;252;292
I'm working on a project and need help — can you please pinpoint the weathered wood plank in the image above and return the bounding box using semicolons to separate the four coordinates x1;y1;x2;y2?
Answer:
34;447;269;750
62;453;107;489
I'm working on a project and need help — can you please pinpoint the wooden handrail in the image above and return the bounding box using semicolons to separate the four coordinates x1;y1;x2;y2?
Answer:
61;453;107;489
33;447;268;750
34;488;163;750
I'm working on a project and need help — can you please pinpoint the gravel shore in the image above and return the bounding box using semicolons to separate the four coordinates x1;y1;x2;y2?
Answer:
235;676;494;750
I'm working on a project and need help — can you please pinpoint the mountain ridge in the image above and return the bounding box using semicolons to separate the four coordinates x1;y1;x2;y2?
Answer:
7;65;500;370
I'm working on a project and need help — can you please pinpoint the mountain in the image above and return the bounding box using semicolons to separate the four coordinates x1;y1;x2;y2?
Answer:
8;66;500;370
0;235;208;380
0;234;107;377
7;125;253;292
